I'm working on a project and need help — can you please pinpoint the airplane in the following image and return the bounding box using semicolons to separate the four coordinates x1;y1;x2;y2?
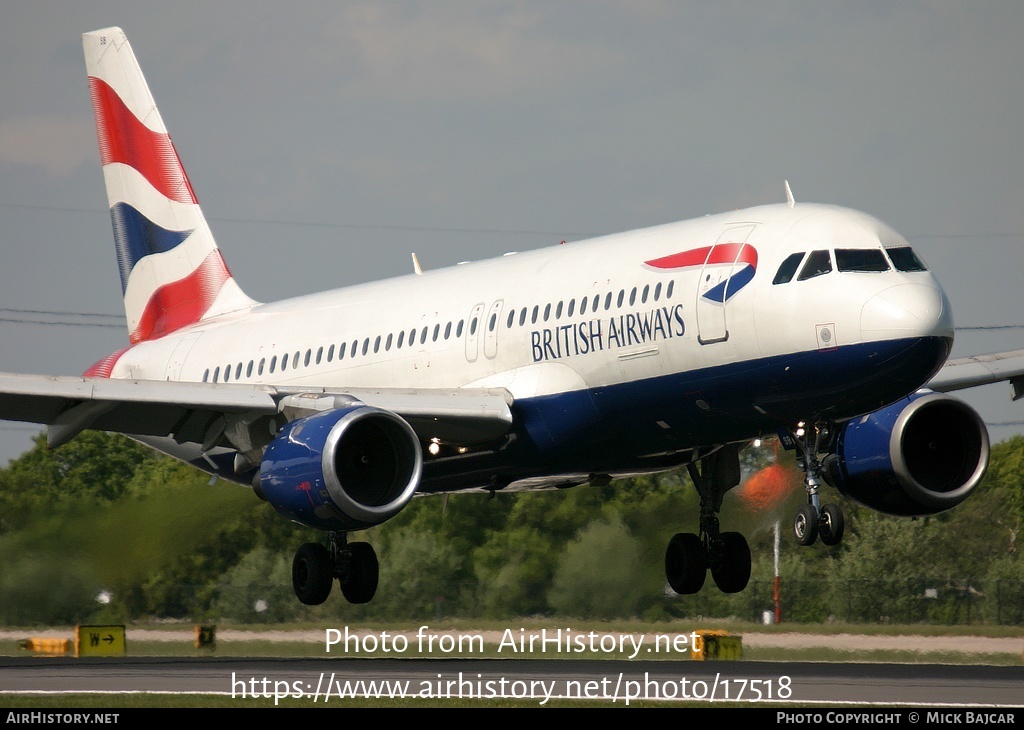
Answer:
1;26;1022;606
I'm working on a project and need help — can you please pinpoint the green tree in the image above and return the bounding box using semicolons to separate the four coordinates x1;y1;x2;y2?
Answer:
547;517;647;618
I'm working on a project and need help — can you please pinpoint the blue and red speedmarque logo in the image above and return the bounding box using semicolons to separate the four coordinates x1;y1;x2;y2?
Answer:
645;243;758;303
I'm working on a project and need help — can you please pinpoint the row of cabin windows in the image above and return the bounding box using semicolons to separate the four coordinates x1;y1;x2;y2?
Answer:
772;246;927;285
201;279;677;384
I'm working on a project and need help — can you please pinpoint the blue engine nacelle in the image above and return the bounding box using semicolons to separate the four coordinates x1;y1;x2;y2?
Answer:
825;391;990;517
258;405;423;531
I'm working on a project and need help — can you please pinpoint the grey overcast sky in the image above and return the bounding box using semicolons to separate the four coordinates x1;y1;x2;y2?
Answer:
1;2;1023;463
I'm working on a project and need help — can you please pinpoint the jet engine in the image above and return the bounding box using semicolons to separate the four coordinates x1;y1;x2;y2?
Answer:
823;391;989;517
257;405;423;531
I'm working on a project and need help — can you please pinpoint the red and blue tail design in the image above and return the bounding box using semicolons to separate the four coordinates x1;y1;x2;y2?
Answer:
83;28;256;345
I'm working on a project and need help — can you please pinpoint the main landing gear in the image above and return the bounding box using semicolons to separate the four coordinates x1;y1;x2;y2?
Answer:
791;424;845;547
665;444;751;595
292;532;379;605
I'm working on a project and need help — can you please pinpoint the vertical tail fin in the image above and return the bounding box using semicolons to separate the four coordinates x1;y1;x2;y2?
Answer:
83;28;256;344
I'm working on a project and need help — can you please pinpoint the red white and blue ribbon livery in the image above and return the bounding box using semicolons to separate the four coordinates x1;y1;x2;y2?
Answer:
84;29;253;347
645;243;758;302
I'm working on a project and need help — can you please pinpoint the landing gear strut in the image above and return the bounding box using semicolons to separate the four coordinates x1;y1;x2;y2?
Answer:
665;444;751;595
791;424;845;547
292;533;379;605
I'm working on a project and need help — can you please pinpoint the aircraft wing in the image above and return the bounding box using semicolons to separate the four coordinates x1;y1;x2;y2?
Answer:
927;349;1024;400
0;373;514;450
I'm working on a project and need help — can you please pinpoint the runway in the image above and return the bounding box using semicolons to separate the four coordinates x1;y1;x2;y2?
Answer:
2;656;1022;706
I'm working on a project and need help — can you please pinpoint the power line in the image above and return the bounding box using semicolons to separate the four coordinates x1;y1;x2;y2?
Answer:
0;308;123;319
7;201;1024;242
0;202;596;239
956;325;1024;331
0;317;123;329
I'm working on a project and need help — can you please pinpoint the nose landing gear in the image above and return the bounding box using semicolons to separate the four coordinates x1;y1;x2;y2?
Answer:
790;423;845;548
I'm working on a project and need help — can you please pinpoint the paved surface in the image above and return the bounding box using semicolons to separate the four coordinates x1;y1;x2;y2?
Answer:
2;628;1022;655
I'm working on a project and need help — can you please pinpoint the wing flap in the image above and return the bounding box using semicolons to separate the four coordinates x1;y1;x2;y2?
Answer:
276;386;514;444
0;373;279;446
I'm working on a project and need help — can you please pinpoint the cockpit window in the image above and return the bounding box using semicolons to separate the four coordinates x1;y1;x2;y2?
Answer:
887;246;928;272
797;250;832;281
835;249;890;272
773;252;805;285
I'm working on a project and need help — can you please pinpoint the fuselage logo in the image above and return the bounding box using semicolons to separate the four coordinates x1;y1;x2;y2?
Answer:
644;242;758;303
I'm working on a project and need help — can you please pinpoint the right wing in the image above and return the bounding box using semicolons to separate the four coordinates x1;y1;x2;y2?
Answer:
0;373;514;454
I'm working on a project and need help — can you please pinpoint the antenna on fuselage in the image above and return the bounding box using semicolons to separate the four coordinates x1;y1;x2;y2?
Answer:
784;180;796;208
412;252;424;275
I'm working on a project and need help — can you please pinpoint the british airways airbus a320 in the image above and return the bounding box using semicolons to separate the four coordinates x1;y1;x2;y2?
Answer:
2;27;1022;606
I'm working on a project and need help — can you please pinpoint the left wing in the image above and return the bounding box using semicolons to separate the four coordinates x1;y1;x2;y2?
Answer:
927;349;1024;400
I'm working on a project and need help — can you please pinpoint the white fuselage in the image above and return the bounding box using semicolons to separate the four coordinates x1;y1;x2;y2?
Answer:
109;203;951;415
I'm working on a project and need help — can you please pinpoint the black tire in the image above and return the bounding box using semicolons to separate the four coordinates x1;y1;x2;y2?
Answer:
793;503;818;546
293;542;333;605
340;542;379;604
711;532;751;593
665;532;707;594
819;503;845;546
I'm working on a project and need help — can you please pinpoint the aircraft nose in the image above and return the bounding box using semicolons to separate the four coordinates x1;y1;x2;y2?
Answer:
860;283;954;341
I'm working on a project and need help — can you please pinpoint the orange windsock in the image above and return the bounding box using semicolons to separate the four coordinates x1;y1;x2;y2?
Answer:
736;464;802;512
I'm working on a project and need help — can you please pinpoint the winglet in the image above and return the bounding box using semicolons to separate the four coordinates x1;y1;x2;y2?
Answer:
784;180;795;208
412;252;424;275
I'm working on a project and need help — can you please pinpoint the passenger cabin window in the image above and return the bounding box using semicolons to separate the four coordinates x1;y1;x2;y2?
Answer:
887;246;928;272
797;250;832;281
836;249;890;272
773;252;806;284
